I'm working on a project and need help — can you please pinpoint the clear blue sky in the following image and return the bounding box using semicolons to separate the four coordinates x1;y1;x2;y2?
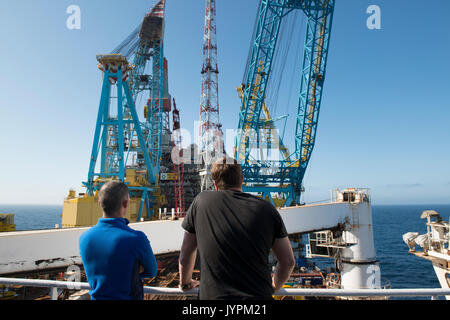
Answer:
0;0;449;205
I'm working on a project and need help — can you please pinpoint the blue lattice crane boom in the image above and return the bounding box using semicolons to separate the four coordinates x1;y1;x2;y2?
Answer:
111;0;167;180
234;0;335;206
136;1;166;178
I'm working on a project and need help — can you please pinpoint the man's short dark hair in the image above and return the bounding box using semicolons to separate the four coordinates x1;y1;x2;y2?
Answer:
98;181;129;216
210;157;243;190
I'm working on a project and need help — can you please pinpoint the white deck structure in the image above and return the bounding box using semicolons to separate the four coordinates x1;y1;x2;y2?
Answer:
0;188;379;290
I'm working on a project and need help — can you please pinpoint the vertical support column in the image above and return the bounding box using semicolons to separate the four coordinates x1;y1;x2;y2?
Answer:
137;190;147;222
157;42;164;168
87;71;112;195
117;69;125;181
100;84;110;175
339;197;380;289
50;287;60;300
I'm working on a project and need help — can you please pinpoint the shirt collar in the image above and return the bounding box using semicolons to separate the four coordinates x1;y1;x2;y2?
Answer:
98;217;130;227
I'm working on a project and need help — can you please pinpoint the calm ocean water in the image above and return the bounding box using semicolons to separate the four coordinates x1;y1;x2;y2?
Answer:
1;203;449;299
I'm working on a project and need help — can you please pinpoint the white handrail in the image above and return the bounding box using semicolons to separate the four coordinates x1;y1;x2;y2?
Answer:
1;277;449;298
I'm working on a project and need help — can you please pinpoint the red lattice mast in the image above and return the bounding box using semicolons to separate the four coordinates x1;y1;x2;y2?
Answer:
172;99;185;216
199;0;223;191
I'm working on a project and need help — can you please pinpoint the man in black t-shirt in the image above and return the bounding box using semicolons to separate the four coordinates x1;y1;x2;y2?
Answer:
178;157;295;300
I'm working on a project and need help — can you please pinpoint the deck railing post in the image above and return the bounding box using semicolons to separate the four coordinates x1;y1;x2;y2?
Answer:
50;287;60;300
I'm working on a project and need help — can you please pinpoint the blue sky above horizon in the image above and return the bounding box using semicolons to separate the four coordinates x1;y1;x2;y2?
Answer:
0;0;449;205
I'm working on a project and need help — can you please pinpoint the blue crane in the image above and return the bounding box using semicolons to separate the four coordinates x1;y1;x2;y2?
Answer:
112;0;167;180
82;0;167;221
235;0;335;206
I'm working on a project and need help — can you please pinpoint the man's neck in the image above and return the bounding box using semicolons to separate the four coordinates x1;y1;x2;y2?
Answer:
223;187;242;192
102;213;123;219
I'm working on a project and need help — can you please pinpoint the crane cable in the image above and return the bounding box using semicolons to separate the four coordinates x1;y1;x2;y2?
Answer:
266;10;299;117
111;25;141;59
265;10;306;155
242;0;262;85
282;12;306;148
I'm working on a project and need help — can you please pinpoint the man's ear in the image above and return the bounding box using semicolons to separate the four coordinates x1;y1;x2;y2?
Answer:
213;181;219;191
123;198;129;209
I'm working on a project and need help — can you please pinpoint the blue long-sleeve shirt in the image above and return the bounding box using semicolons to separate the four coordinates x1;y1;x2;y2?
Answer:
79;218;157;300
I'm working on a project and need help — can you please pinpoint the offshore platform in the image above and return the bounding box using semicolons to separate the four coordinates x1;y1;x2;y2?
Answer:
61;0;335;226
59;0;338;282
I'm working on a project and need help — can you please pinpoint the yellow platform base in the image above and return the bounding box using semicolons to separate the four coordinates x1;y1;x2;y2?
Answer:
0;214;15;232
61;195;150;228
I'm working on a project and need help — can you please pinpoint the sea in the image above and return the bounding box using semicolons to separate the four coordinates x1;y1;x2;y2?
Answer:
0;203;449;300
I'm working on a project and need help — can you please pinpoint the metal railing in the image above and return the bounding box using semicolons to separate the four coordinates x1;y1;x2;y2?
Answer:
1;277;449;300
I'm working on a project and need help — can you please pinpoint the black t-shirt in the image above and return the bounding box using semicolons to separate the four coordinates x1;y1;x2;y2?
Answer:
181;190;288;300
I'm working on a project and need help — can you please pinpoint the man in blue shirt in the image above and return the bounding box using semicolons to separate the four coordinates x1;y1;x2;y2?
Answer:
79;181;157;300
